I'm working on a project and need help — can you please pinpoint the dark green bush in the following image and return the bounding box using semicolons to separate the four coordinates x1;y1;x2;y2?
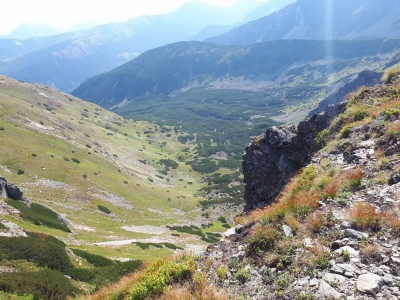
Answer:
71;158;80;164
65;267;95;282
63;157;70;161
162;243;184;250
91;260;142;286
159;159;178;169
0;222;6;230
26;232;66;247
97;205;111;214
71;248;113;267
0;127;4;130
31;153;37;157
5;200;70;232
0;269;78;300
133;242;163;250
0;236;73;271
217;216;227;223
17;170;24;175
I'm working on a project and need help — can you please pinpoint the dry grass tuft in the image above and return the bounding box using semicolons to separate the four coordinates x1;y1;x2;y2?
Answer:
305;211;325;233
338;167;363;190
349;202;381;231
387;120;400;136
360;244;381;264
324;182;339;198
284;213;300;234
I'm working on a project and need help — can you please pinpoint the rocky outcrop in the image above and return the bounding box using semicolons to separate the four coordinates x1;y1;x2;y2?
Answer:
0;176;25;201
242;102;346;211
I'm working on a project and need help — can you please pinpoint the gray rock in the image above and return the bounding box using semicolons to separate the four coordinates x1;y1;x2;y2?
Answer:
357;273;384;295
224;228;236;237
344;228;368;240
324;273;347;284
383;273;394;285
303;238;314;248
330;265;345;275
309;278;319;287
235;224;245;234
335;246;360;257
0;176;7;198
282;224;293;237
337;263;358;274
318;280;343;300
340;221;351;229
371;267;384;276
388;173;400;185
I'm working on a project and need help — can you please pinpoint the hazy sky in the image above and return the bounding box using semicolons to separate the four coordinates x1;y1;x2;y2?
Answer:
0;0;246;34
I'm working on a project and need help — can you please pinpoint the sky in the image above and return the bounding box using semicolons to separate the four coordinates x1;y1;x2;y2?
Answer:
0;0;245;35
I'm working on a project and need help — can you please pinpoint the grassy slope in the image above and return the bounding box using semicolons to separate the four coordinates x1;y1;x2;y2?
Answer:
0;75;230;261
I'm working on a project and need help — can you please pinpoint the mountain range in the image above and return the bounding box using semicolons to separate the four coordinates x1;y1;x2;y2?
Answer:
0;23;60;40
206;0;400;45
0;0;272;92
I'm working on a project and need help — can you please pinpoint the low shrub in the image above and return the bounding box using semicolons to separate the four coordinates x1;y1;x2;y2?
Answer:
17;170;24;175
71;158;81;164
92;260;142;286
0;269;78;300
130;256;195;300
0;236;73;271
26;232;66;247
0;221;6;230
162;243;184;250
245;225;280;257
66;267;95;282
98;205;111;214
71;248;113;267
5;200;70;232
217;216;227;223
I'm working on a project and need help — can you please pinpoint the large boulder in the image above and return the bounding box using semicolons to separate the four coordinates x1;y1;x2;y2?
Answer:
0;175;24;201
0;176;7;198
242;103;346;211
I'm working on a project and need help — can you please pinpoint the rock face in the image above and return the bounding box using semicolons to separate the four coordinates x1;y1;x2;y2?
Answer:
242;103;346;210
0;176;24;201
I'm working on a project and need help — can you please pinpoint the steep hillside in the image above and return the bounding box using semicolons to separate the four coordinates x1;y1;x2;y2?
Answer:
0;75;240;265
0;1;262;92
206;0;400;45
88;72;400;300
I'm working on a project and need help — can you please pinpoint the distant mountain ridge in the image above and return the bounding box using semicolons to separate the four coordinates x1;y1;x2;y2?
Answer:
206;0;400;45
0;0;266;92
72;39;400;106
1;23;59;40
